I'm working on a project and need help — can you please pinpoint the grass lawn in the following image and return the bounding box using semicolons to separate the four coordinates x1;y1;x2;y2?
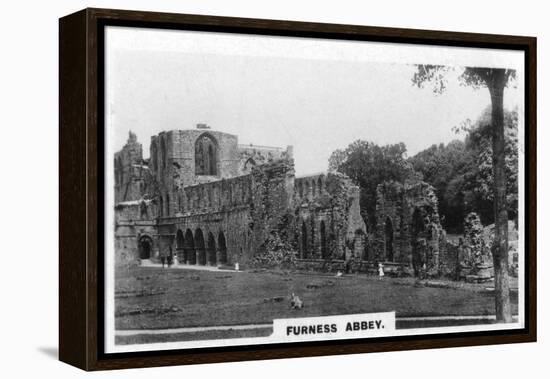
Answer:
115;266;518;331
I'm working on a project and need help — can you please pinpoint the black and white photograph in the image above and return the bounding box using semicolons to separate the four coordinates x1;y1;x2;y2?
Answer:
104;25;526;353
2;0;548;376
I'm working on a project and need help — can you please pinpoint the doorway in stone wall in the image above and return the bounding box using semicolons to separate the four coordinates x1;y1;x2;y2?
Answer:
218;232;228;264
138;236;153;260
207;232;217;265
184;229;196;265
195;228;206;265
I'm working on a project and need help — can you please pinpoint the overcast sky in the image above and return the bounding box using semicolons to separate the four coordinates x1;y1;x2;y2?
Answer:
105;27;523;176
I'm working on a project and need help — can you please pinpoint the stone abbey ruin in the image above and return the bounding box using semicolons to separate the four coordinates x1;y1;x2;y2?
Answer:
114;125;512;279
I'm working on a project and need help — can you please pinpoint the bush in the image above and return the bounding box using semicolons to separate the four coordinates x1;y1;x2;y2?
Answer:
252;233;298;269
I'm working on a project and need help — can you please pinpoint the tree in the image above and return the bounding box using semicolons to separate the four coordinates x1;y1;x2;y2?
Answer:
328;140;418;228
412;65;516;322
464;108;519;226
409;139;473;232
409;108;519;232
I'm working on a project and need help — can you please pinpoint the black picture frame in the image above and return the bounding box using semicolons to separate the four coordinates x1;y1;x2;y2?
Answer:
59;7;537;371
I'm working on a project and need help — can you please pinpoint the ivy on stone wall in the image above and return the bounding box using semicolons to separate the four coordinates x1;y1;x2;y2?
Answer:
252;232;298;269
463;212;487;266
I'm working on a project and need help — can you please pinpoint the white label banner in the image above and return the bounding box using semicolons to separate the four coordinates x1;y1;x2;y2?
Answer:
272;312;396;342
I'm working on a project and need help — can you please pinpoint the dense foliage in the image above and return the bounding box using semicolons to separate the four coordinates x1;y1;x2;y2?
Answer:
328;108;518;234
409;108;518;232
252;232;298;269
328;141;419;227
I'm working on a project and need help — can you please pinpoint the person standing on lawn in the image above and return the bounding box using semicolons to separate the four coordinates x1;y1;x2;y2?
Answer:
378;262;385;279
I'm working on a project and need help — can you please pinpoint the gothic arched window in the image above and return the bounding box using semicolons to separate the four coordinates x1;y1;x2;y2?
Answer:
195;134;218;176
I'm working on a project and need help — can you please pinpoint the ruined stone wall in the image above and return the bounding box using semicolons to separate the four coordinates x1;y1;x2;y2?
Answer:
176;174;253;216
375;181;445;276
115;199;155;222
149;129;240;191
294;172;367;262
115;221;158;267
148;129;245;220
295;174;331;260
237;144;293;175
118;158;297;268
374;181;406;263
114;128;367;271
114;131;151;203
114;199;158;267
249;159;296;260
155;173;257;266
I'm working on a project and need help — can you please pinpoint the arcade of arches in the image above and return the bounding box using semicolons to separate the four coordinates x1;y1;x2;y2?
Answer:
174;229;228;266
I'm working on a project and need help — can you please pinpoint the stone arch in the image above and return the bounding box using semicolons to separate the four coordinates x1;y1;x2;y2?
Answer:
176;229;185;263
385;217;394;262
218;232;227;264
317;177;323;195
195;229;206;265
184;229;195;264
195;133;218;176
165;193;170;216
311;179;317;197
138;235;153;260
242;157;256;174
320;221;329;259
298;181;304;198
301;221;308;258
207;232;217;265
